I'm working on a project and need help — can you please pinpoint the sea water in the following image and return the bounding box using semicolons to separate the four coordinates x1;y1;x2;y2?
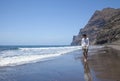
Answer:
0;45;82;67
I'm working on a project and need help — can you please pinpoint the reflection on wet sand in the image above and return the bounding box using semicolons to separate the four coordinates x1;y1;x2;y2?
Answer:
84;61;92;81
74;51;93;81
88;47;120;81
75;47;120;81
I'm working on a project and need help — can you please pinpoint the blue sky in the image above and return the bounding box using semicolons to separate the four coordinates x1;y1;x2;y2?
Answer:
0;0;120;45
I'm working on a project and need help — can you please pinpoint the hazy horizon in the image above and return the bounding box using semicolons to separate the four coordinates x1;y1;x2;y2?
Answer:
0;0;120;45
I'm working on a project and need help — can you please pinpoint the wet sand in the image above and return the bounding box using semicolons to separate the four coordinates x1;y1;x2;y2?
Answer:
0;46;120;81
88;47;120;81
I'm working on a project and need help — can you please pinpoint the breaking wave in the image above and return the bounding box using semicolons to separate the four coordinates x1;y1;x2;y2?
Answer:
0;46;81;67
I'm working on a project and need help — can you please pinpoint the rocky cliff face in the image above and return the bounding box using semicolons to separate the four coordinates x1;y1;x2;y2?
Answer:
71;8;120;45
95;12;120;44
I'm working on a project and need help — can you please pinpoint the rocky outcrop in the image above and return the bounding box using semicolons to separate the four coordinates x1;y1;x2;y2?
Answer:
95;12;120;44
71;8;120;45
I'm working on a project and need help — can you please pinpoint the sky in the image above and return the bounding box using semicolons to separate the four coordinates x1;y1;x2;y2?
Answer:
0;0;120;45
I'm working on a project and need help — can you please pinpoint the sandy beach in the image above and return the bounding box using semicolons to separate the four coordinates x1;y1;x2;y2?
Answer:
0;46;120;81
88;47;120;81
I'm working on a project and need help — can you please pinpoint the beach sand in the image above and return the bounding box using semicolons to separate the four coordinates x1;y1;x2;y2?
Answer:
88;47;120;81
0;46;120;81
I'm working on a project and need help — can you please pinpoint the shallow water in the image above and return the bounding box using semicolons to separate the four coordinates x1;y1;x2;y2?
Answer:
0;46;119;81
0;46;81;66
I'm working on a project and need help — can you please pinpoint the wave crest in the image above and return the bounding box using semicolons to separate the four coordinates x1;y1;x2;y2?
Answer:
0;46;81;67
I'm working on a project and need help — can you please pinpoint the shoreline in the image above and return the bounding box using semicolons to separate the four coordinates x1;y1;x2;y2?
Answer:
106;45;120;51
106;40;120;51
0;46;120;81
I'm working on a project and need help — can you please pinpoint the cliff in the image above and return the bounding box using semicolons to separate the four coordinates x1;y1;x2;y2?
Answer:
71;8;120;45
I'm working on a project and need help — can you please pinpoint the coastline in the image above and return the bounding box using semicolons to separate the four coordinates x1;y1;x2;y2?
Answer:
106;40;120;51
0;46;120;81
106;45;120;51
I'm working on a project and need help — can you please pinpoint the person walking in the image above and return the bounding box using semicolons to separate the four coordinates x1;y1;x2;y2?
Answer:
81;34;89;62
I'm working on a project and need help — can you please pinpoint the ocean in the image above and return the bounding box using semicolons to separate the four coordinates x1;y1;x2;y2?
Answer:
0;45;81;67
0;45;110;81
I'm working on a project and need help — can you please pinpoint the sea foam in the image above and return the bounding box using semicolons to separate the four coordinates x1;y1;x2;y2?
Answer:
0;46;81;67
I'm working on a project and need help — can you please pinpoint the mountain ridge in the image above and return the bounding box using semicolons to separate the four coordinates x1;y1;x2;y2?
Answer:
71;8;120;45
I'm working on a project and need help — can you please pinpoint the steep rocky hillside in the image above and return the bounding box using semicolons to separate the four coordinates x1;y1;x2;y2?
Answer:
95;13;120;44
71;8;120;45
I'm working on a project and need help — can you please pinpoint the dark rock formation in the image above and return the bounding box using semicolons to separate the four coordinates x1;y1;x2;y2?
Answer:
95;12;120;44
71;8;120;45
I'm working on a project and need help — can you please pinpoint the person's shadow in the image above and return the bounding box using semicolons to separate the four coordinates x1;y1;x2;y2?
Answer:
83;61;92;81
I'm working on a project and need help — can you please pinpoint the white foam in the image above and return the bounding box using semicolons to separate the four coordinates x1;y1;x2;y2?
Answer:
0;54;60;66
0;46;81;67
